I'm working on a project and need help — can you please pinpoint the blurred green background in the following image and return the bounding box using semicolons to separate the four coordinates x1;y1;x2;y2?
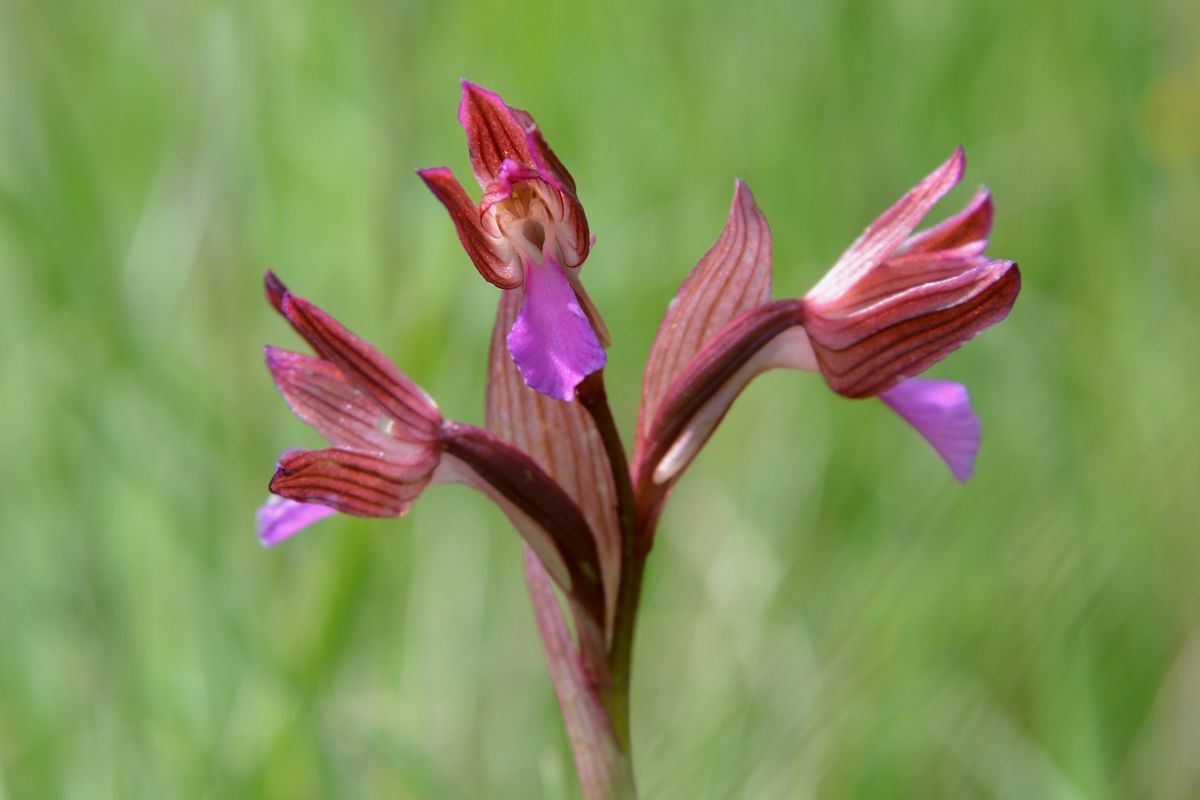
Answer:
2;0;1198;797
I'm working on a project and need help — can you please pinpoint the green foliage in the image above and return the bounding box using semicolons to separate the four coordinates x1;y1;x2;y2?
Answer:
1;0;1197;796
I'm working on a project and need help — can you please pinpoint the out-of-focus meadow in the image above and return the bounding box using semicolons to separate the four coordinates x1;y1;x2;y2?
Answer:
2;0;1198;796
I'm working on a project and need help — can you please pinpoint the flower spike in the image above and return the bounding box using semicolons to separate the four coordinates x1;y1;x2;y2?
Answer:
259;82;1026;797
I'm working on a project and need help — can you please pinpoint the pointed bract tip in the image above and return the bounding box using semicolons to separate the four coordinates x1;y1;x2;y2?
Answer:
416;165;452;185
460;78;496;95
730;178;759;209
264;271;288;314
968;186;994;225
948;145;966;180
458;79;504;112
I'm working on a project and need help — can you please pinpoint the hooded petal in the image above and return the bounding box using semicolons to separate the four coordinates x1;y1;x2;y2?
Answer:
269;278;442;440
524;121;577;195
806;147;966;305
256;496;337;547
506;254;606;401
418;167;521;289
270;447;437;517
520;123;590;267
458;80;535;188
880;378;980;481
478;158;591;269
637;179;772;467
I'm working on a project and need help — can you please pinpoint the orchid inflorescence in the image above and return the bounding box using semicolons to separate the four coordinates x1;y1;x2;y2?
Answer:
257;81;1019;798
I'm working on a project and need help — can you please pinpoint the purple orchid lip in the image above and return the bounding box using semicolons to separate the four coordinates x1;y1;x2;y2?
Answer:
256;497;336;547
880;378;981;482
506;250;607;401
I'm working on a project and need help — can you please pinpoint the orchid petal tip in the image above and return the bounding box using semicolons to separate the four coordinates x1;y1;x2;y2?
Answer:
264;271;288;312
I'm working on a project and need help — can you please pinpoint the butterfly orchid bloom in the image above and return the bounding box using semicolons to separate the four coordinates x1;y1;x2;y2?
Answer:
419;81;607;402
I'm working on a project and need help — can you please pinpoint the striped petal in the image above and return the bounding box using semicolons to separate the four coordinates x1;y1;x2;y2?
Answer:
803;260;1019;397
265;347;417;454
637;179;772;468
272;282;442;440
438;422;606;632
487;288;622;639
458;80;535;188
806;147;966;305
901;187;993;257
418;167;520;289
269;447;437;517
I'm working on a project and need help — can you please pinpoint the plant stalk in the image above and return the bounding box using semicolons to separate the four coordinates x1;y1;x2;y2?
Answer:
577;371;644;764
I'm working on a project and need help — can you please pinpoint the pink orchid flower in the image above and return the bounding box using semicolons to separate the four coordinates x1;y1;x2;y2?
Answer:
419;81;607;402
634;148;1019;531
255;272;609;660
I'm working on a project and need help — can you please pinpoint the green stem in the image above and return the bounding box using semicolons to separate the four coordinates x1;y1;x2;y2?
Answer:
577;371;643;759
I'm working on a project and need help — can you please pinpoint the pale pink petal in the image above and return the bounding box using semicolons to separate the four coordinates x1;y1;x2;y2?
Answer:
264;347;404;454
880;378;980;481
256;496;336;547
278;290;442;439
807;148;965;305
506;255;606;401
487;289;622;636
636;300;806;506
901;187;993;257
637;179;772;468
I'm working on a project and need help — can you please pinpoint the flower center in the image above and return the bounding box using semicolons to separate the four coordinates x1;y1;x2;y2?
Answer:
494;185;555;263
